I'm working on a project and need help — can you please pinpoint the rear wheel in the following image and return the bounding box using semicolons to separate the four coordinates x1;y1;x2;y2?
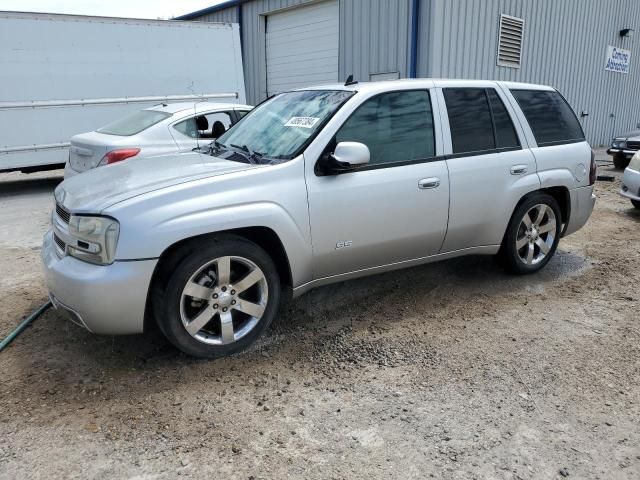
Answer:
500;193;561;274
154;236;281;358
632;199;640;209
613;153;630;170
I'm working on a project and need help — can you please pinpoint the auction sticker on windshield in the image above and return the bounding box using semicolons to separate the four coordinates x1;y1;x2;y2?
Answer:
284;117;320;128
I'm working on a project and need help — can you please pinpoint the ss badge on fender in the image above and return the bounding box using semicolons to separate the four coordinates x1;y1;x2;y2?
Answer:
335;240;353;249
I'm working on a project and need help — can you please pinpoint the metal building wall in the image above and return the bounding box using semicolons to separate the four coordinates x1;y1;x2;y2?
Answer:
188;0;413;104
187;7;239;23
185;0;638;145
339;0;412;84
419;0;640;145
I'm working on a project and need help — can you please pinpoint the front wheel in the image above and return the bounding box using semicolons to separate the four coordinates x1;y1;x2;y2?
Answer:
154;235;281;358
500;193;562;274
632;199;640;209
613;153;630;170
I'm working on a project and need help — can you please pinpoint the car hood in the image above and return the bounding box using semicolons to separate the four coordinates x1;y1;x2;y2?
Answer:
55;152;260;212
617;129;640;140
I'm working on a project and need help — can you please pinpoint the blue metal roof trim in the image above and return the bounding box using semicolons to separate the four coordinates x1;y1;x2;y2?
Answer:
174;0;243;20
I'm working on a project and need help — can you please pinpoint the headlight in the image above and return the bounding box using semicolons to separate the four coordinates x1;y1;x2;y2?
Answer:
67;215;119;265
612;139;627;149
629;151;640;171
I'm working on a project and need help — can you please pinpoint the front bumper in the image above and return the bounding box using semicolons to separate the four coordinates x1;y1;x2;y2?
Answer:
564;185;596;237
607;148;637;158
41;231;157;334
620;167;640;202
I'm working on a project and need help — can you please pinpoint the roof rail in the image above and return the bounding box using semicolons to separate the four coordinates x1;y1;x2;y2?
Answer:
0;93;238;111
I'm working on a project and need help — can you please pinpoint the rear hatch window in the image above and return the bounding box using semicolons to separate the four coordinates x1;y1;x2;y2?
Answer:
510;90;585;147
97;110;171;136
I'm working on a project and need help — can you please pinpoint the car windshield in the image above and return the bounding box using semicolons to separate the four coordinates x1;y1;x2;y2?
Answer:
97;110;172;136
215;90;354;162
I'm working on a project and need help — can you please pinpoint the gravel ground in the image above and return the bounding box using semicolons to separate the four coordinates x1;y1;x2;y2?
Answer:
0;156;639;479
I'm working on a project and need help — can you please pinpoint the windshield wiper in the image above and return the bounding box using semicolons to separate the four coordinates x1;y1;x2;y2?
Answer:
208;140;227;155
230;144;265;164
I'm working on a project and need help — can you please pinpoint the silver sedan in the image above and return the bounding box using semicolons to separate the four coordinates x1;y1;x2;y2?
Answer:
64;101;252;178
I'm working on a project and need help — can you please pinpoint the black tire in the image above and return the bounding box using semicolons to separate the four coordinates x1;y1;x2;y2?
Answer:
613;153;630;170
632;200;640;209
500;192;562;275
153;234;281;358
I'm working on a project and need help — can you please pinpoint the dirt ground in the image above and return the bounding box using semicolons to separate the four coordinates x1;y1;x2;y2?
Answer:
0;157;638;479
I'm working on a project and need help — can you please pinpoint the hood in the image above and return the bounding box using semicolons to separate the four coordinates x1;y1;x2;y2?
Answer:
617;129;640;140
55;152;259;212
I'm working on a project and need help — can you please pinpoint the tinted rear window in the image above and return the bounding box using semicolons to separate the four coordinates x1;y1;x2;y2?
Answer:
511;90;584;146
487;89;520;149
97;110;171;136
444;88;495;154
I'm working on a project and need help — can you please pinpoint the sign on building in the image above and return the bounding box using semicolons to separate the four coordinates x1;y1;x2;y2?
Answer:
605;45;631;73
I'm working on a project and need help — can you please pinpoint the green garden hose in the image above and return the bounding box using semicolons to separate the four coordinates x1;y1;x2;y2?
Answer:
0;301;51;352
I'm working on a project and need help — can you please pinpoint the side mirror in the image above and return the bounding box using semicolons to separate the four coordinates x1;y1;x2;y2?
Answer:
333;141;370;167
318;141;370;175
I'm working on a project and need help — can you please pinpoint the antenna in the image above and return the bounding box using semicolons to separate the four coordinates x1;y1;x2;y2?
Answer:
344;75;358;86
185;81;202;152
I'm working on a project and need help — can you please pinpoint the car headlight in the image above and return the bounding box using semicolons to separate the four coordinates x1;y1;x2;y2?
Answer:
612;139;627;149
67;215;119;265
629;151;640;171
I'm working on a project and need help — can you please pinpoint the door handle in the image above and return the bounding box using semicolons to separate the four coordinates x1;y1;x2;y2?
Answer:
418;177;440;189
510;165;528;175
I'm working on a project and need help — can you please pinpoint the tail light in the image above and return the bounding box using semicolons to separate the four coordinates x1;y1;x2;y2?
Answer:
589;148;597;185
99;148;140;166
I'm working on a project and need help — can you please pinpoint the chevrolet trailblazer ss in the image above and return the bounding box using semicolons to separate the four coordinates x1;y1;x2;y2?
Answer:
43;79;596;358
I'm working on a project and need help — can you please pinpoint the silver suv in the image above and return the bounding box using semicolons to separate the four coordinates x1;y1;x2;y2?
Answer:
43;79;596;358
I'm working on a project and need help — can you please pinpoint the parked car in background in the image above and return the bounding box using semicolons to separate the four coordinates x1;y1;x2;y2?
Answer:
64;102;252;177
44;79;596;358
0;11;246;174
620;151;640;209
607;128;640;169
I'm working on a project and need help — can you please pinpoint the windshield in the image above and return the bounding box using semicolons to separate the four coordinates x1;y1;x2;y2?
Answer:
215;90;354;161
97;110;171;136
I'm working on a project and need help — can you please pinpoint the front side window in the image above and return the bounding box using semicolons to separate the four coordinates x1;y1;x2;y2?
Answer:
511;90;585;146
97;110;171;136
216;90;354;160
335;90;436;165
174;111;233;139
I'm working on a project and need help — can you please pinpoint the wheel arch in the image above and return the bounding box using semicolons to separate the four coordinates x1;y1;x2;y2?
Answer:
540;186;571;235
501;186;571;248
143;226;293;332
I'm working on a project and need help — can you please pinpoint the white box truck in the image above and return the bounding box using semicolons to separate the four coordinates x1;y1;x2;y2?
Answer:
0;11;246;172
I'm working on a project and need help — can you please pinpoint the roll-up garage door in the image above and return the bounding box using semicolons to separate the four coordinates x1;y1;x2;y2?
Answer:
265;0;339;96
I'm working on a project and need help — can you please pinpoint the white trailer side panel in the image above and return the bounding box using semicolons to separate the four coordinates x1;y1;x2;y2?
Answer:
0;11;245;171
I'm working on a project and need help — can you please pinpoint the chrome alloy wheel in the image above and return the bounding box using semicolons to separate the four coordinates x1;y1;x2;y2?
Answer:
180;256;268;345
515;203;557;266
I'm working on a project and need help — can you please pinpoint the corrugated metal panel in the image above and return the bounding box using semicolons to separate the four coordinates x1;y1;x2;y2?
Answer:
186;7;239;23
240;0;312;102
340;0;412;84
183;0;639;144
421;0;640;145
188;0;413;104
265;1;339;95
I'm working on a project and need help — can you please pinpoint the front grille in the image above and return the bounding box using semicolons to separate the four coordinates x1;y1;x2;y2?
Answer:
626;141;640;150
56;203;70;224
53;233;66;252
